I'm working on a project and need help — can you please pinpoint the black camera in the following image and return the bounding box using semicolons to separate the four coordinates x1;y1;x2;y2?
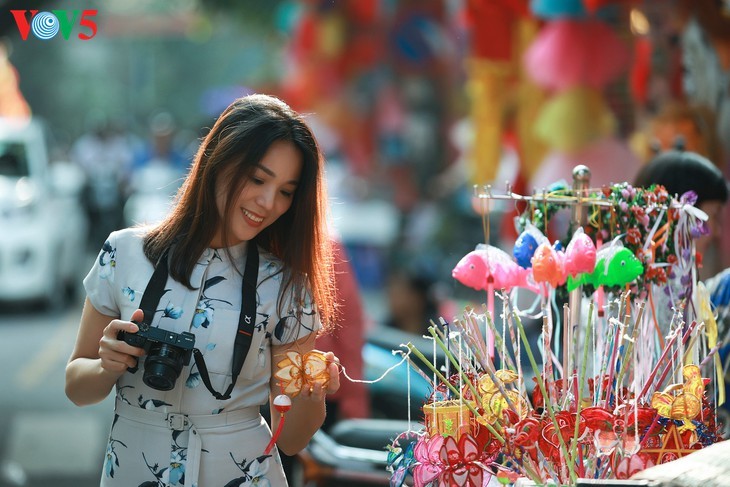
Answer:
118;322;196;391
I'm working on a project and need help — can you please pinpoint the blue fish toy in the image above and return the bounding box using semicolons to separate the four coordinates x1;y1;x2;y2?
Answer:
513;221;548;269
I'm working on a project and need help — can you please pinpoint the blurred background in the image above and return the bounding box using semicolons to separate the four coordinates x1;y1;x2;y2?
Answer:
0;0;728;485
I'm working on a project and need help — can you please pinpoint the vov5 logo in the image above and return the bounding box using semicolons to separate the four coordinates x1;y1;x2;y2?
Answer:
11;10;98;40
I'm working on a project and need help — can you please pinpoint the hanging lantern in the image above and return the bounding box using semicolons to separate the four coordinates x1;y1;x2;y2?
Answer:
524;18;630;91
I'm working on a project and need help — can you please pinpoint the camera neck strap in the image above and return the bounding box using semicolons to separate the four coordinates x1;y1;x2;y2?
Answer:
138;242;260;401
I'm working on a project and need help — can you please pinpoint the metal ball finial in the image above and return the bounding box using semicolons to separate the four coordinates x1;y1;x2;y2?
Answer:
572;165;591;184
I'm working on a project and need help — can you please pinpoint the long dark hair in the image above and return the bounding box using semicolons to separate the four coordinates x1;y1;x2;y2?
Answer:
143;94;336;329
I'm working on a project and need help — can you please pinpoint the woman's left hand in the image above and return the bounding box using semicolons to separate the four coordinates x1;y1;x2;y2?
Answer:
300;351;340;400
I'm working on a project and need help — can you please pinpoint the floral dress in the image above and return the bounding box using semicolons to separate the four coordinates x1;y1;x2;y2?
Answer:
84;227;319;487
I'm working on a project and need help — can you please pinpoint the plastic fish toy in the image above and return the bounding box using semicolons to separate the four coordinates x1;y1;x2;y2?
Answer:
452;244;542;294
531;241;567;288
566;245;643;291
513;221;548;269
564;227;597;278
513;233;538;269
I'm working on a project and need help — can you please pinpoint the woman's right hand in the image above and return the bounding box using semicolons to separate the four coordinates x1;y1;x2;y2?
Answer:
98;308;146;376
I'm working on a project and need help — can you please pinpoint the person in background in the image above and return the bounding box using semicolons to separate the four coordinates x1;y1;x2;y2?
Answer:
705;263;730;440
633;148;728;280
316;240;371;428
706;268;730;334
70;113;135;246
131;111;191;177
634;147;730;438
65;94;341;486
384;268;440;336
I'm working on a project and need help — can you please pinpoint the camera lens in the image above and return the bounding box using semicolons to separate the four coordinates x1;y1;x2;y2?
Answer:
143;343;185;391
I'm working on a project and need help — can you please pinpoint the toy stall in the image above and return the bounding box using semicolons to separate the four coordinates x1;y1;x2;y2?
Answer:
383;166;726;486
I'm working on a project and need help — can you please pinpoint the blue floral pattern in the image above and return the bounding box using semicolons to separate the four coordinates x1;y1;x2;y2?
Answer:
192;275;232;329
98;240;116;282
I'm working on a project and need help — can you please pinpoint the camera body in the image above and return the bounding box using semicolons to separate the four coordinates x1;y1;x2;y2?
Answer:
118;322;195;391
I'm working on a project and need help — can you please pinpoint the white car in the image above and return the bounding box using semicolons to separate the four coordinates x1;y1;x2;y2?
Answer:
0;118;88;308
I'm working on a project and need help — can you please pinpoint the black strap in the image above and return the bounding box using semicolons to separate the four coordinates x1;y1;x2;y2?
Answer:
138;243;259;400
126;249;173;375
194;244;259;400
138;248;171;327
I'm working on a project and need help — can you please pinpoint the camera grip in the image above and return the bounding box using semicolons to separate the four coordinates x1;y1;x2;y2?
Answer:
117;321;146;349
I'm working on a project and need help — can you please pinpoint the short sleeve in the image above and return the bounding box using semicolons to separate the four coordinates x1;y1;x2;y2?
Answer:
83;232;121;317
270;284;321;346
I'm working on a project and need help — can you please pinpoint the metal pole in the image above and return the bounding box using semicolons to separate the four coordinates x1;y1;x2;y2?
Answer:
569;165;590;372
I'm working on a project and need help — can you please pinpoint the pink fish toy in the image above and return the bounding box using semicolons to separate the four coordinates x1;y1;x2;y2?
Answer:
531;241;567;288
563;227;597;278
452;244;543;294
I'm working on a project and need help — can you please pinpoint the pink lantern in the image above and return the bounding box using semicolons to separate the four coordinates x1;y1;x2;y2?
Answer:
524;19;630;90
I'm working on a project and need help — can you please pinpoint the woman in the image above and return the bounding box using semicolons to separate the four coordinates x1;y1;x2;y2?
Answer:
65;94;341;486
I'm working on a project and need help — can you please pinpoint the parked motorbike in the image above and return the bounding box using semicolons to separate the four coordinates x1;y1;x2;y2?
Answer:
293;418;413;486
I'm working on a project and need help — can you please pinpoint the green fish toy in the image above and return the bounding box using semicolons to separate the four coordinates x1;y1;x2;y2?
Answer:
567;246;644;291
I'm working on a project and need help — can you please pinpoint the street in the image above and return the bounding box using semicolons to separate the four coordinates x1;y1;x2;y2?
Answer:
0;293;113;486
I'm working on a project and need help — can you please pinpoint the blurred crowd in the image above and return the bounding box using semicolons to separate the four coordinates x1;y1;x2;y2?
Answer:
67;111;195;245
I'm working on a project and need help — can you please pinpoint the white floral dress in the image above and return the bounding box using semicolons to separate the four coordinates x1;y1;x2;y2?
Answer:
84;227;319;487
